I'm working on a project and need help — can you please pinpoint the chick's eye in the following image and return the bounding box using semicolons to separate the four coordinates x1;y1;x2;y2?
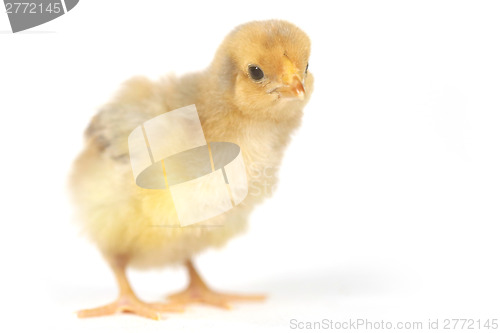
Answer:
305;62;309;74
248;65;264;81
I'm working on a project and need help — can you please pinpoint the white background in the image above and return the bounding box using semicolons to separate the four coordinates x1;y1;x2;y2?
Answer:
1;1;499;332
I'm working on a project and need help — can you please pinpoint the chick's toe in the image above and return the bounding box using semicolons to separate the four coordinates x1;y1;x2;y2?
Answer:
167;260;266;309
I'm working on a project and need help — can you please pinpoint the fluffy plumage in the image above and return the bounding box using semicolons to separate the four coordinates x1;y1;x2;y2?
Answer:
70;19;313;318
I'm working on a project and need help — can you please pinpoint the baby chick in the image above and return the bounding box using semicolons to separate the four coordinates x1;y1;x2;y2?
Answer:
70;19;314;320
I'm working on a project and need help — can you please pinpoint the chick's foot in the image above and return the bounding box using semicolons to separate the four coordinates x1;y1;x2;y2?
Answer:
168;260;266;309
77;256;183;320
77;294;183;320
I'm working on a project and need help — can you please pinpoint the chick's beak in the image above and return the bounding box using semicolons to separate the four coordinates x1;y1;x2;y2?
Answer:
282;74;305;100
290;75;305;100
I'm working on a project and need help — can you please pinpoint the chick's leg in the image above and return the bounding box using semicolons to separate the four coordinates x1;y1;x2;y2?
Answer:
168;260;266;309
77;256;183;320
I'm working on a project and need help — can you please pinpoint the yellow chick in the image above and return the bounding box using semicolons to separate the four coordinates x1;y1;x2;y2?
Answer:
70;19;313;320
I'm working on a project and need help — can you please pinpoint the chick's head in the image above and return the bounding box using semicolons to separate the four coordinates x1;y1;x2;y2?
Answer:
210;20;314;121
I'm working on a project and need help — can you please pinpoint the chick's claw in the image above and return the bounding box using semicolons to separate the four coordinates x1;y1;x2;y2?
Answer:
77;295;184;320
